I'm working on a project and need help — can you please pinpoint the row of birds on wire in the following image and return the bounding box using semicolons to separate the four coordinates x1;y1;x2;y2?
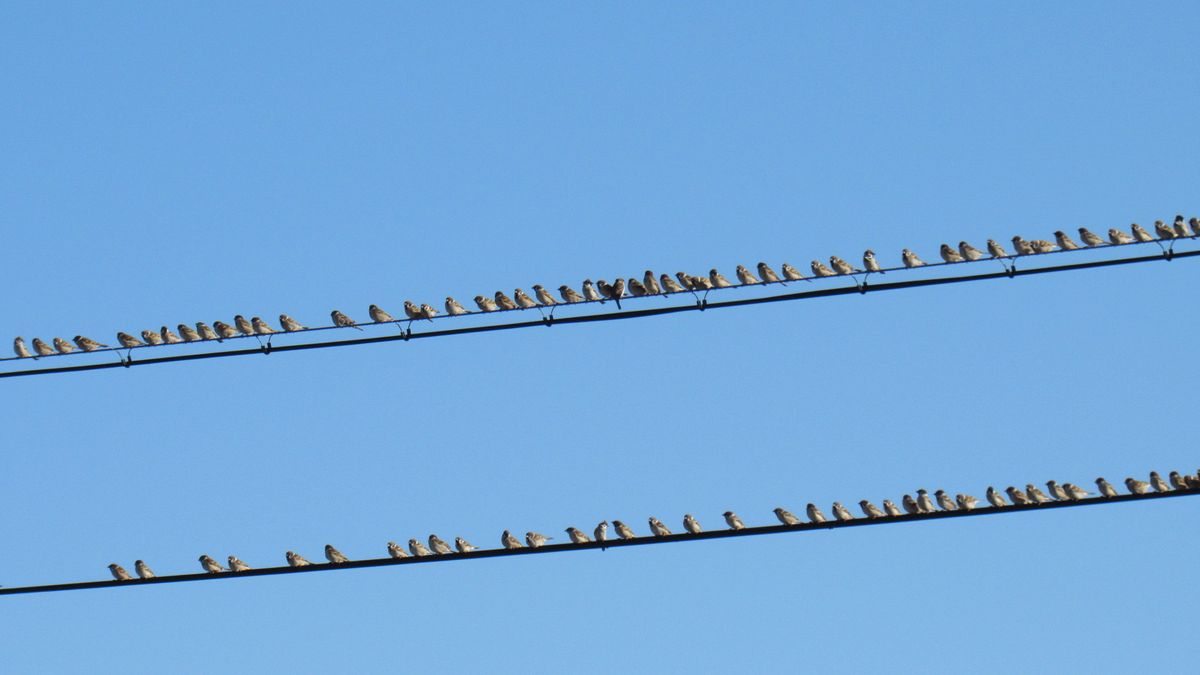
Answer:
105;469;1196;581
13;215;1198;361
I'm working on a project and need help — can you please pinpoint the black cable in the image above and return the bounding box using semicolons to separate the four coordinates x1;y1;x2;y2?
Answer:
0;487;1194;596
2;244;1195;380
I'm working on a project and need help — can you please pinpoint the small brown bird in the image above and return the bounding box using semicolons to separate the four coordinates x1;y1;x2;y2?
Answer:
934;490;957;511
901;249;927;267
387;541;408;558
140;330;165;345
648;517;672;537
956;494;979;510
1169;471;1190;490
723;511;745;530
1174;215;1192;238
916;490;937;513
594;521;609;542
1131;223;1154;242
525;531;552;548
212;322;238;339
986;487;1008;508
780;263;806;281
408;539;432;556
228;556;252;572
1054;231;1079;250
501;530;523;549
52;337;76;354
774;507;801;525
279;315;306;332
1062;483;1089;500
325;544;350;563
1149;471;1171;493
445;297;469;315
828;256;858;275
859;500;884;518
428;535;453;555
1078;228;1107;247
177;324;201;342
810;260;836;277
1006;486;1031;505
474;295;499;312
683;514;702;534
986;239;1009;258
582;280;602;302
557;285;584;303
1025;484;1053;503
1154;220;1175;240
1095;477;1119;497
643;271;662;295
199;554;224;573
73;335;108;351
627;279;648;296
958;241;986;261
1046;480;1069;501
30;338;55;356
1011;236;1035;255
939;244;965;263
455;537;478;553
420;304;438;320
565;527;592;544
286;551;312;567
196;322;219;340
116;332;144;348
369;304;395;323
832;502;854;521
709;269;734;288
494;291;517;310
660;274;686;293
806;503;827;523
611;278;627;300
1108;227;1134;244
613;520;636;539
331;310;362;330
532;285;557;305
757;262;782;283
234;315;254;336
901;495;920;514
1028;239;1057;253
160;327;183;344
689;274;713;290
108;563;133;581
250;317;275;334
863;250;885;273
882;500;903;517
513;289;539;308
403;301;423;319
1124;477;1150;495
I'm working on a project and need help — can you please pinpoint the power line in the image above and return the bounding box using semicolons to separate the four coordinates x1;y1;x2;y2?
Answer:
1;487;1194;597
2;243;1195;380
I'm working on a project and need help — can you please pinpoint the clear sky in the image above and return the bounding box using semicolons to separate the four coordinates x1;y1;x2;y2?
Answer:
2;2;1198;672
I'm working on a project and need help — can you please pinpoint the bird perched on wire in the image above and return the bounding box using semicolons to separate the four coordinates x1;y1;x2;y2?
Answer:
934;490;957;511
939;244;965;263
1131;223;1154;242
159;327;182;345
1005;486;1031;505
709;269;734;288
73;335;108;351
170;324;197;343
660;274;686;293
916;489;937;513
832;502;854;521
757;262;782;283
1046;480;1068;501
1078;228;1107;247
1025;484;1053;503
565;527;591;544
134;560;155;579
773;507;801;525
1154;220;1175;239
1169;471;1190;490
735;265;761;285
723;511;746;530
408;539;433;556
862;250;884;273
1010;236;1035;255
613;520;636;540
956;494;979;510
232;315;253;336
526;531;552;548
532;285;557;306
12;337;32;358
986;487;1007;508
1149;471;1171;492
581;280;602;302
108;563;133;581
811;260;836;277
501;530;523;549
513;289;539;308
52;337;75;354
1062;483;1089;500
29;338;54;356
901;494;920;514
1054;231;1080;250
200;554;225;573
140;330;165;346
369;304;395;323
806;503;827;523
419;304;438;320
829;256;860;275
594;521;609;542
648;517;672;536
228;556;252;571
1124;477;1150;494
387;541;408;558
958;241;986;261
251;317;276;334
474;295;499;312
882;500;903;517
286;551;312;567
454;537;477;553
325;545;350;563
780;263;806;281
683;514;702;533
1108;227;1134;244
1029;239;1057;253
278;315;305;332
1174;215;1193;238
331;311;362;330
428;535;453;555
116;332;144;348
1095;477;1118;498
445;297;468;315
687;274;713;291
901;249;927;268
557;285;584;303
627;279;648;296
403;301;423;319
986;239;1009;258
493;292;517;310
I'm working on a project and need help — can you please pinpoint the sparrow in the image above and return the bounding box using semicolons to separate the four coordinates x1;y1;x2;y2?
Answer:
565;527;592;544
1029;239;1057;253
613;521;636;539
557;285;583;303
690;274;714;290
939;244;965;263
52;337;76;354
956;494;979;510
736;265;762;285
627;279;648;296
863;250;884;273
532;285;557;305
428;535;453;555
594;521;609;542
773;507;801;525
369;304;395;323
210;322;236;340
1154;220;1175;239
286;551;312;567
228;556;252;571
444;297;468;315
325;544;350;563
709;269;733;288
387;541;409;558
1005;486;1031;505
806;503;827;523
1131;223;1154;242
331;310;362;330
177;324;201;341
916;489;937;513
501;530;523;549
160;327;182;344
811;260;836;277
73;335;109;351
408;539;433;556
858;500;884;518
526;531;552;548
582;280;602;302
32;338;57;356
455;537;478;553
985;487;1008;508
494;291;518;310
832;502;854;521
660;274;686;293
1149;471;1171;492
828;256;859;275
233;315;254;336
116;332;144;348
513;289;539;308
13;337;32;358
882;500;903;517
611;279;627;303
140;330;165;345
959;241;986;261
1169;471;1190;490
901;249;927;267
134;560;155;579
757;262;782;283
723;511;745;530
279;315;306;332
195;322;220;340
1011;236;1035;255
1108;227;1134;244
1124;477;1150;494
1025;484;1053;503
474;295;499;312
934;490;957;511
683;514;702;534
642;271;663;295
780;263;806;281
901;495;920;514
249;317;275;334
403;301;423;319
986;239;1010;258
1095;477;1119;498
420;304;438;320
1062;483;1090;500
108;563;133;581
200;554;225;573
648;517;672;536
1078;228;1107;247
1054;231;1080;250
1174;215;1193;238
1046;480;1068;501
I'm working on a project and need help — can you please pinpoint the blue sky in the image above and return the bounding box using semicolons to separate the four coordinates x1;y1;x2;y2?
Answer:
2;2;1198;672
